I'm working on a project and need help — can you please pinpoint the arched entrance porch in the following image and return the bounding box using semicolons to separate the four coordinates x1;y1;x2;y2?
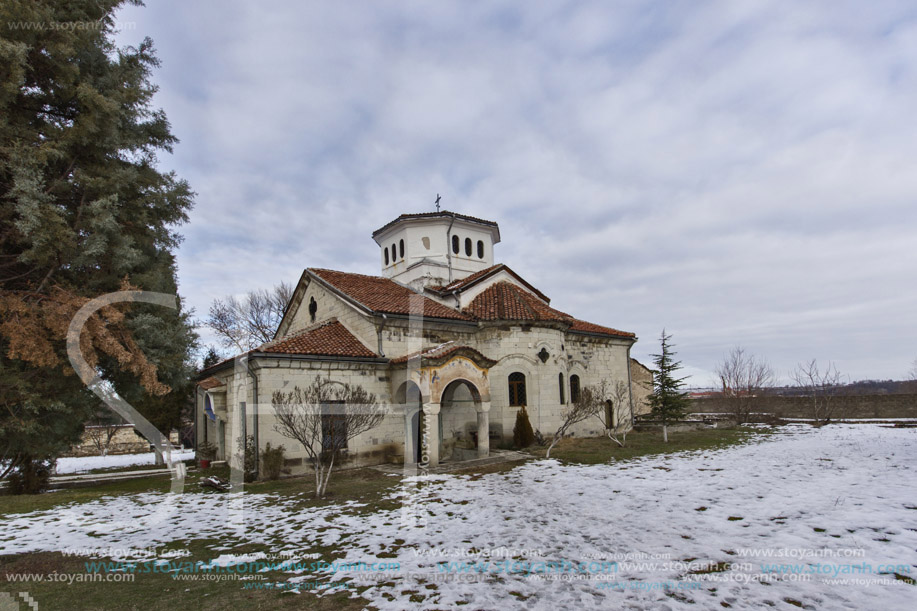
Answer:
394;348;495;467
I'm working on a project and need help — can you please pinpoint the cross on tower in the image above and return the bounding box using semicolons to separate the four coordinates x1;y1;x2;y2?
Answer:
434;194;441;212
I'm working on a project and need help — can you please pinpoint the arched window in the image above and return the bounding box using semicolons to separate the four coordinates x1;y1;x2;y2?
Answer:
605;399;614;428
391;244;396;262
508;372;527;406
399;239;405;259
477;240;484;258
570;375;581;404
464;237;472;256
384;248;389;265
452;235;459;254
558;372;565;404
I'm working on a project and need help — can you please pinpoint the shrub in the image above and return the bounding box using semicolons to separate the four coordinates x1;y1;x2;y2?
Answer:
261;443;286;481
513;406;535;449
197;441;217;460
6;457;55;495
241;435;257;483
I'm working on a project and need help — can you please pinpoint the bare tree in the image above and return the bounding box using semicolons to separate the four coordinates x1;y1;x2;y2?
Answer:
791;359;846;425
272;376;385;498
84;412;124;456
716;347;775;424
546;392;602;459
206;281;294;353
582;380;633;447
907;359;917;392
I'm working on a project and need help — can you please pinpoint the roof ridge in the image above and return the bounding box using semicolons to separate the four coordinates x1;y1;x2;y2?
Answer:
308;267;383;280
372;211;499;238
511;283;538;319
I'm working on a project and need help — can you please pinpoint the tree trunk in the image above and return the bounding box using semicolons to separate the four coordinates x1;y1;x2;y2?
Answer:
319;454;335;498
312;458;322;498
606;431;624;448
663;424;668;443
546;438;560;458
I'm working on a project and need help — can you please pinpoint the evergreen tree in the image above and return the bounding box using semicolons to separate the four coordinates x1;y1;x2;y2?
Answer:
0;0;195;484
202;346;223;370
513;405;535;449
648;330;690;442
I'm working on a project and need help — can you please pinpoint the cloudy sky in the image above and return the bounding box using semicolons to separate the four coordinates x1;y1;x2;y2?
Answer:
114;0;917;385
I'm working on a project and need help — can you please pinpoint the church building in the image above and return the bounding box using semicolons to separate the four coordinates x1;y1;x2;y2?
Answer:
196;211;642;473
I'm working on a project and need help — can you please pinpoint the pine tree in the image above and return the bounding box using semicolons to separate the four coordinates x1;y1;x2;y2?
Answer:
0;0;195;485
202;347;223;370
648;330;690;442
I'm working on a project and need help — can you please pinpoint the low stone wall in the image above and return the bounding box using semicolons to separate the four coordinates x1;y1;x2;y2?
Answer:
690;394;917;420
64;426;181;457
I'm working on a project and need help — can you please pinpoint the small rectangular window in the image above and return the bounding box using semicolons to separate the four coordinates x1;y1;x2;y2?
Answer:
321;401;347;454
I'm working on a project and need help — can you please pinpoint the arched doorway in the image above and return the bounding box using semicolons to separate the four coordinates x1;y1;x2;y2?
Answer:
395;381;423;464
440;379;483;461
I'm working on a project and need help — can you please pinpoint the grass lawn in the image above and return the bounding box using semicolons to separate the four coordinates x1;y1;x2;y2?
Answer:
0;467;406;610
0;427;765;609
524;425;768;463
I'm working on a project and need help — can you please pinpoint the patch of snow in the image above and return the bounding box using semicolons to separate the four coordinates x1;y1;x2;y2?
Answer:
53;450;195;474
0;424;914;609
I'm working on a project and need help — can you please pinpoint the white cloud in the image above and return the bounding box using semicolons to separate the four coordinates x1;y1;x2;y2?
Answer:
115;0;917;381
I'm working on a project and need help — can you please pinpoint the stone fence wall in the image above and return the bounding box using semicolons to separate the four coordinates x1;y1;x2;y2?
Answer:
690;394;917;419
64;425;181;457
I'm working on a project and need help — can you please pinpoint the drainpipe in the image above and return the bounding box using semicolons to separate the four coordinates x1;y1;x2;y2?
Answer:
194;385;204;451
245;356;259;479
626;345;635;428
445;212;457;284
377;313;387;357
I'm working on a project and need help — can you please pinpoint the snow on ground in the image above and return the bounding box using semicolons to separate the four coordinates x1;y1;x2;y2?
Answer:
53;450;195;474
1;424;915;610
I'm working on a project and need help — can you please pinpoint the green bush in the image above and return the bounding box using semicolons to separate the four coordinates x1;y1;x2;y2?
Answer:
261;443;286;481
513;406;535;449
241;435;257;483
6;457;55;494
196;441;217;460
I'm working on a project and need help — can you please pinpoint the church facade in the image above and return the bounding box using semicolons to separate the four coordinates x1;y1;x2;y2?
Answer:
196;211;643;473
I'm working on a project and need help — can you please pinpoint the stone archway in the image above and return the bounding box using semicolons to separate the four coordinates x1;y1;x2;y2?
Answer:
440;379;483;462
422;356;492;466
395;380;423;464
398;349;495;467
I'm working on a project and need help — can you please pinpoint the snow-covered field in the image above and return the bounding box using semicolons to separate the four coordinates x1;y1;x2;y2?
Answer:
54;450;195;474
1;424;915;609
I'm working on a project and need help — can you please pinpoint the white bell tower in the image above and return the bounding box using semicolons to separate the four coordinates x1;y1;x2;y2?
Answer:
372;211;501;290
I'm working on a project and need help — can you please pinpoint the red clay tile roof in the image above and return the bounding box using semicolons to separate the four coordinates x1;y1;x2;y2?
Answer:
434;264;502;291
262;320;377;358
372;210;497;238
431;264;550;303
464;281;571;322
309;268;472;321
390;342;461;364
464;281;635;338
198;376;225;390
390;342;497;367
569;319;636;339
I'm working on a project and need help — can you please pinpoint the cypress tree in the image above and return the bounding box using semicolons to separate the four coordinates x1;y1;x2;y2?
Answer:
513;405;535;449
